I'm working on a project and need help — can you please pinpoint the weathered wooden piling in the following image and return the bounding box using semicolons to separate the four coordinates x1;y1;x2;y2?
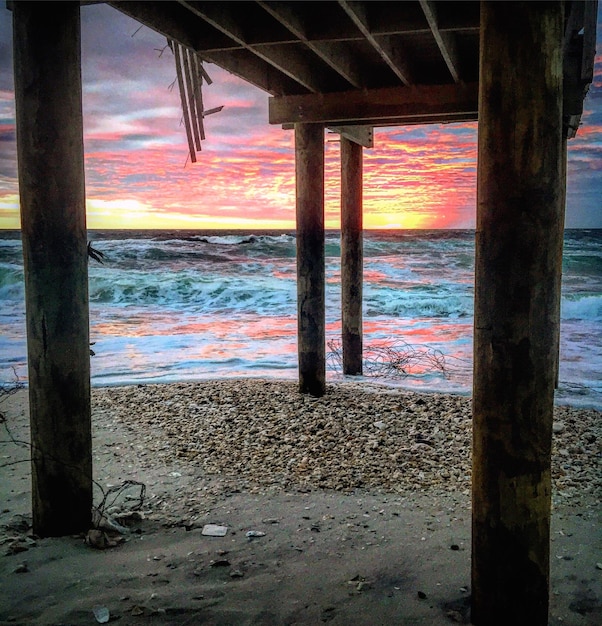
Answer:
554;137;569;389
295;123;325;396
340;136;363;375
472;2;564;624
13;1;92;536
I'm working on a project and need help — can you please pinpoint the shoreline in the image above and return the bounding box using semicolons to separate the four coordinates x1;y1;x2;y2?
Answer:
6;373;602;412
2;378;601;506
1;379;600;625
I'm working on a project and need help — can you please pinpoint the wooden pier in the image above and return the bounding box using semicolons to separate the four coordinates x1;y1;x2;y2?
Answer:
10;1;598;623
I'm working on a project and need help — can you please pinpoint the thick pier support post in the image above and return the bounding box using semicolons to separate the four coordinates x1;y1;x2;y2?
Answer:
554;137;568;389
340;137;363;375
13;1;92;536
472;2;564;624
295;123;326;396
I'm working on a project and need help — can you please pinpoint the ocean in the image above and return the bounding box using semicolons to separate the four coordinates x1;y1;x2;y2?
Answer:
1;229;601;409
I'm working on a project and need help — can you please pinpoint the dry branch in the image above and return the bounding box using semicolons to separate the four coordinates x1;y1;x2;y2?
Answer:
327;338;448;379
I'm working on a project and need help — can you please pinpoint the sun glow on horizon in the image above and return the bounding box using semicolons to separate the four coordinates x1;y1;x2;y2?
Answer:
0;192;471;231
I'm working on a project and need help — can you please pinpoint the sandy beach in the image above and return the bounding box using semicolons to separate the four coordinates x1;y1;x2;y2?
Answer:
1;379;600;625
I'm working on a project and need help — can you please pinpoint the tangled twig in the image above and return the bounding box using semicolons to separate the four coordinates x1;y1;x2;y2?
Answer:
327;338;449;379
0;371;27;454
94;480;146;519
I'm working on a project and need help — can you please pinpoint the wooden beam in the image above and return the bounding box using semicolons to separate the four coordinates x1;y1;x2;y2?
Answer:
13;0;92;537
472;2;564;624
563;0;585;54
108;1;233;51
367;112;477;127
285;113;477;132
179;0;342;93
258;0;365;89
269;82;478;125
109;1;305;96
329;125;373;149
563;32;586;136
554;137;568;388
202;49;308;97
562;0;598;137
338;0;414;85
173;42;197;162
191;53;206;141
340;137;363;376
295;123;326;397
581;0;598;82
420;0;461;82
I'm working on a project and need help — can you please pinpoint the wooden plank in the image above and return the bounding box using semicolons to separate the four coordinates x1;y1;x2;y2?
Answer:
258;1;364;89
13;0;92;537
329;126;373;149
554;138;568;388
202;106;224;117
180;0;342;93
173;42;197;162
109;1;305;96
269;82;478;125
472;2;564;623
183;47;201;151
201;48;309;96
108;1;232;51
581;0;598;82
191;54;206;141
338;0;414;85
295;123;326;397
562;0;597;136
283;112;478;131
420;0;460;82
340;137;363;376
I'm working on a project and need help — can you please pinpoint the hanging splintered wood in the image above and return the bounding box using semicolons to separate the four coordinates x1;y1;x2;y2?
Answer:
168;39;223;163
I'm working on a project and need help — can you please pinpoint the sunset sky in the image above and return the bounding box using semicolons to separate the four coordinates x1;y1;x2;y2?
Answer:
0;3;600;230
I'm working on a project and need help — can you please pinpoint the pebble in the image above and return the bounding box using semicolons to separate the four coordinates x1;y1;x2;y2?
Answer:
6;540;29;556
246;530;266;538
92;607;110;624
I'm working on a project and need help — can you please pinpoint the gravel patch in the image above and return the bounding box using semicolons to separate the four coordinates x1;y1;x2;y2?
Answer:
92;379;601;508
